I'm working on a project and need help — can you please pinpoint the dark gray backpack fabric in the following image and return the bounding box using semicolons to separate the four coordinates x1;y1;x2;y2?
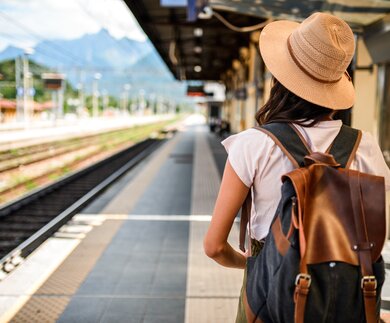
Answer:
244;123;386;323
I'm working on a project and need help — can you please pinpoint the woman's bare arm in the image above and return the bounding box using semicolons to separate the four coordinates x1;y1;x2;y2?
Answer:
204;160;250;269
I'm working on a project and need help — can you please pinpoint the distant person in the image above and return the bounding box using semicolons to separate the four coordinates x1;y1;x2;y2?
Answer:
204;12;390;322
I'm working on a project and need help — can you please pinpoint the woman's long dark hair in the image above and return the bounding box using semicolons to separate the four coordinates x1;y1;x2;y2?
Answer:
255;77;334;127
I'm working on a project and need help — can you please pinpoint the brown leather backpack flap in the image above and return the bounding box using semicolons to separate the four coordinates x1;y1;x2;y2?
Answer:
284;165;386;266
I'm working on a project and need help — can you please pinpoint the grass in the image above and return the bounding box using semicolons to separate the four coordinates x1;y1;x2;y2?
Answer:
25;180;38;190
60;166;71;175
0;116;181;203
9;149;20;156
48;173;60;181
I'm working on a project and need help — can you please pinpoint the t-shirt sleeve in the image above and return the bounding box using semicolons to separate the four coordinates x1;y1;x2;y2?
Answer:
221;129;271;188
354;131;390;191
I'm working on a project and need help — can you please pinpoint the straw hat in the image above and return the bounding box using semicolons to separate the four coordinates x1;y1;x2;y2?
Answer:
259;12;355;110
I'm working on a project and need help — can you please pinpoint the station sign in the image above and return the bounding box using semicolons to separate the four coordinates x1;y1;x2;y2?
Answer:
17;87;23;96
41;73;65;90
160;0;207;22
160;0;187;7
187;84;205;97
16;87;35;96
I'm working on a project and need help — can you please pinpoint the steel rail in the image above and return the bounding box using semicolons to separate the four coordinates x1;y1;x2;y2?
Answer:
0;138;164;274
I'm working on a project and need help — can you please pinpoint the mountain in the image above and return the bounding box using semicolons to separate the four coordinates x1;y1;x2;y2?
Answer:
32;29;153;69
0;46;24;61
32;29;153;68
0;29;186;99
95;50;186;99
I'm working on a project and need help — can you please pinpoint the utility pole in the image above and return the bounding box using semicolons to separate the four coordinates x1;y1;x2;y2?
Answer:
92;73;101;118
23;50;32;125
52;90;58;121
42;73;65;123
15;56;23;121
58;80;64;119
123;83;131;115
139;89;145;116
149;93;156;114
102;89;109;114
156;96;162;115
77;70;86;115
77;82;85;113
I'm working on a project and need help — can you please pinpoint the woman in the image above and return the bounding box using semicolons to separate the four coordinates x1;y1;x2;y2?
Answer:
203;12;390;322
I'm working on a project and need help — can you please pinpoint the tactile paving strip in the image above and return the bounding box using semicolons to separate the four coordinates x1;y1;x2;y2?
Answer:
10;296;69;323
186;129;243;323
190;130;221;215
9;220;123;323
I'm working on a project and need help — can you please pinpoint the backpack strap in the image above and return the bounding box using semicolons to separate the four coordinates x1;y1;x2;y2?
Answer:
239;193;252;254
327;125;362;169
255;123;310;168
256;123;362;169
349;172;378;323
239;122;362;253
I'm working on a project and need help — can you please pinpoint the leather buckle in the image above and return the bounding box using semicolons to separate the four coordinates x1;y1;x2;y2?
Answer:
295;273;311;288
361;276;377;289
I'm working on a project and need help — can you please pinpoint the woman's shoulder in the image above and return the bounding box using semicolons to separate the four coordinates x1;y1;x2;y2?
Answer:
358;130;382;156
354;130;390;189
221;128;279;188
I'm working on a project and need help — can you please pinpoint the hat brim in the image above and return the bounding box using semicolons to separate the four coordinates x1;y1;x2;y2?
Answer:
259;20;355;110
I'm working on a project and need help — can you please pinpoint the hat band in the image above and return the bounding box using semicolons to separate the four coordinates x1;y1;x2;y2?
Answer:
287;35;342;84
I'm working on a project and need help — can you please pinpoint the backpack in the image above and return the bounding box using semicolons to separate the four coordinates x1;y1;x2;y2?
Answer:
240;123;386;323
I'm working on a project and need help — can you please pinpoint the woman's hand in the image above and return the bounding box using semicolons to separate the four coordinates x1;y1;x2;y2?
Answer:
238;248;251;259
204;160;250;269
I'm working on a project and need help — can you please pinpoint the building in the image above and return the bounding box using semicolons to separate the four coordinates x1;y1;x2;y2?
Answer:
124;0;390;167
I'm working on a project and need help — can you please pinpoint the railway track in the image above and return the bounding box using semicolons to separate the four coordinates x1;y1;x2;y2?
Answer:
0;137;165;275
0;120;176;204
0;123;171;172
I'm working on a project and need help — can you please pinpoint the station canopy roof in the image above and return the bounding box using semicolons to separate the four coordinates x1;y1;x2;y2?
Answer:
124;0;390;82
209;0;390;28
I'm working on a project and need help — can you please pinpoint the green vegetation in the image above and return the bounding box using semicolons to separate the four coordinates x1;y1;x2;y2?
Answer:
25;180;38;190
48;173;60;181
0;59;122;114
0;58;191;117
0;60;16;99
60;166;71;176
0;59;186;115
0;117;180;204
0;59;78;113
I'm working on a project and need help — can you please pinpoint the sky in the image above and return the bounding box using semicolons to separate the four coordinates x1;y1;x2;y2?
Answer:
0;0;147;51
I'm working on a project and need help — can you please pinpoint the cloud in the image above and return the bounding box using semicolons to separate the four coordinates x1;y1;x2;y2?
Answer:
0;0;146;51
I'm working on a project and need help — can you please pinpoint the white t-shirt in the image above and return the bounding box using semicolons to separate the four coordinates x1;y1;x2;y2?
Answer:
222;120;390;241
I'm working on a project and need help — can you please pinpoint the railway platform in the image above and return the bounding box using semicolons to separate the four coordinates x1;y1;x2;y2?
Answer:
0;114;175;151
0;114;389;323
0;115;243;323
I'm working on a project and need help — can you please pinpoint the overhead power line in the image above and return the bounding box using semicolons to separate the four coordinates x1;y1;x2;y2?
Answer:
0;31;117;74
75;0;146;57
0;11;88;67
0;33;80;70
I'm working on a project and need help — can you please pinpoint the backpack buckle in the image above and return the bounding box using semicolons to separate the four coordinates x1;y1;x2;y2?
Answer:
295;273;312;287
361;276;377;289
